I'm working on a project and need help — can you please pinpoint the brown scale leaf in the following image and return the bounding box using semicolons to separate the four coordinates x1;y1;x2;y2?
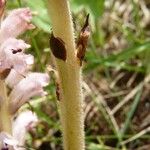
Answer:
49;33;66;61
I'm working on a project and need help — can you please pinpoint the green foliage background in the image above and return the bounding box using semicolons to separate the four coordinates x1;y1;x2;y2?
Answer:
7;0;150;149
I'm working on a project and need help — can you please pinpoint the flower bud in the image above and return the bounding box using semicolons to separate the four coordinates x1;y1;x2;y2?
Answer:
13;111;38;148
0;131;18;150
0;38;33;74
0;8;35;43
10;73;50;114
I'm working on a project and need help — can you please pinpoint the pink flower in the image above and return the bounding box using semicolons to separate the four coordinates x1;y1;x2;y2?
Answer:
0;132;18;150
0;8;35;43
0;38;34;74
0;111;37;150
10;73;50;114
5;69;25;88
0;38;31;52
13;111;38;149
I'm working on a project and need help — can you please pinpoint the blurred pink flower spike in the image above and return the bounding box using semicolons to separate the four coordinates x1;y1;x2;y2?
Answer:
1;38;31;52
0;111;37;150
0;0;6;18
0;7;35;43
5;69;25;88
0;38;33;74
0;131;19;150
13;111;38;149
10;73;50;114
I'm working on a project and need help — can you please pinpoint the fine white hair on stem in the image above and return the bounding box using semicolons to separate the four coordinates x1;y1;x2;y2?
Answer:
47;0;85;149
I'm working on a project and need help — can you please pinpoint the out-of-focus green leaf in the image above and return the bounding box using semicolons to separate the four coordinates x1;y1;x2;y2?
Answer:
85;42;150;72
88;143;116;150
87;0;105;18
71;0;105;19
25;0;50;33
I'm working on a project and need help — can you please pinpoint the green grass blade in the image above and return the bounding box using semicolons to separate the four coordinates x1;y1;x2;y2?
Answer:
85;42;150;72
120;85;143;139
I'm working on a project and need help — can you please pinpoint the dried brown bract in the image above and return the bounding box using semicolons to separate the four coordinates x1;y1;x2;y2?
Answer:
76;14;90;66
0;68;11;80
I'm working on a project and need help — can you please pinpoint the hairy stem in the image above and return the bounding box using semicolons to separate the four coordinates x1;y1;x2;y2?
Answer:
47;0;85;150
0;79;11;133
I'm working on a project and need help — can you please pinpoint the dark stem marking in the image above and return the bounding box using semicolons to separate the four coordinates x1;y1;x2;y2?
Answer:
56;82;60;101
49;33;66;61
76;14;90;66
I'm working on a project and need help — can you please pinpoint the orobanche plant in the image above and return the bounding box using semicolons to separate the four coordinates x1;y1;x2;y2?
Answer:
0;1;49;149
47;0;90;150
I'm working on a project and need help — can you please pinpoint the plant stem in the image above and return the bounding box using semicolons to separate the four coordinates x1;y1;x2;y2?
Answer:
47;0;85;150
0;79;11;133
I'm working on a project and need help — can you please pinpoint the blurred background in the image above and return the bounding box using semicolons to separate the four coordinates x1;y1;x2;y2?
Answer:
6;0;150;149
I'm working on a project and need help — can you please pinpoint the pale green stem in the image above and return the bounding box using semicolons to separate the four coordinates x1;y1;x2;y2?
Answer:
47;0;85;150
0;79;11;133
